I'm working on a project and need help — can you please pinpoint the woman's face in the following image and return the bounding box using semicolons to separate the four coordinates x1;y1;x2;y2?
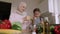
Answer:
18;3;27;12
19;5;26;12
34;11;40;17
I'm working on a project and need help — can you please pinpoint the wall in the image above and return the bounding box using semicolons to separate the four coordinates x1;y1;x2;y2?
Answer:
38;0;48;14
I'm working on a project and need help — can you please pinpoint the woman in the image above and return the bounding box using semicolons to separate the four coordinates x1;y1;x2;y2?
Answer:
9;2;32;34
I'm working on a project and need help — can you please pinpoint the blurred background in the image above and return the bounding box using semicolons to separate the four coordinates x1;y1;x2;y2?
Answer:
0;0;60;24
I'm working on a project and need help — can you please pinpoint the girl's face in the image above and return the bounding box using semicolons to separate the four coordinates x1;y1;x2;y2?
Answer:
34;11;41;17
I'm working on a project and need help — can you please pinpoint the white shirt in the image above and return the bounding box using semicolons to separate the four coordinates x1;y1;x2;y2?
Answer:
9;10;27;23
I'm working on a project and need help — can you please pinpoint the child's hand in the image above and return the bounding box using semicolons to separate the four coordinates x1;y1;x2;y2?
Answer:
23;16;31;21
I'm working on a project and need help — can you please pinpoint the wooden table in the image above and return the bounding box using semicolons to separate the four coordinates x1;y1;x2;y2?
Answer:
0;29;21;34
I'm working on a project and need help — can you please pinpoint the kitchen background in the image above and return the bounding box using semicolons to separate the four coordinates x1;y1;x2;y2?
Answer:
0;0;60;24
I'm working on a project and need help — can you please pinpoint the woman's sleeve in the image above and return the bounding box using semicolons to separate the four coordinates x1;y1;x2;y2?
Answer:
9;13;15;23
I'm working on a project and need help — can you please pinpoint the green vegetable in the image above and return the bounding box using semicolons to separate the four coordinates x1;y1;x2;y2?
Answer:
37;24;43;33
50;25;54;31
12;24;22;31
11;22;22;31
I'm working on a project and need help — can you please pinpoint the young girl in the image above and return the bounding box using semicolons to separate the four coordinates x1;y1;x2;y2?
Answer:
22;16;32;34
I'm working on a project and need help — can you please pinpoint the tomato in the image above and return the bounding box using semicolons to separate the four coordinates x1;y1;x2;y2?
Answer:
0;19;11;29
54;26;60;34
